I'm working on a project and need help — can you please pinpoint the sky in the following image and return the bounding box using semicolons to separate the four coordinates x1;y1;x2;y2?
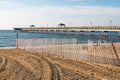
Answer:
0;0;120;29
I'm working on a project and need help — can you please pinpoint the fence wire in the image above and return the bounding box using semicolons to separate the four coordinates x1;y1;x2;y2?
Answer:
17;38;120;66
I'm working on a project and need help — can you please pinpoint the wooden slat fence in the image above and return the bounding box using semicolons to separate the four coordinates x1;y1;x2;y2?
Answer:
16;38;120;66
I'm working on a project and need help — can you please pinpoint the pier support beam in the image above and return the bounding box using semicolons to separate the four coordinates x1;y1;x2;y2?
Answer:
79;31;84;35
50;30;53;34
70;30;75;35
89;31;95;36
56;30;60;34
62;30;67;34
40;30;44;33
118;31;120;36
102;31;108;36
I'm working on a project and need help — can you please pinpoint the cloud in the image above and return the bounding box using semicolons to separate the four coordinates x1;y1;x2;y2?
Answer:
32;5;120;15
0;1;22;7
1;1;120;16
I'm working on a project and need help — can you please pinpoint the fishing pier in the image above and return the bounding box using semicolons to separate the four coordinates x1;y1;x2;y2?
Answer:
14;26;120;36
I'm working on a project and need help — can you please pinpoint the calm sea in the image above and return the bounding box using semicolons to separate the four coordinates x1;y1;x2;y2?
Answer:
0;30;120;47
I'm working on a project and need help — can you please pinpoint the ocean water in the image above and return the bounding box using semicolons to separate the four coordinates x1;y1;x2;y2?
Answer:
0;30;120;47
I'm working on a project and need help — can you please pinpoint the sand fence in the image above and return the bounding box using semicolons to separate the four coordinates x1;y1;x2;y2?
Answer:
16;38;120;66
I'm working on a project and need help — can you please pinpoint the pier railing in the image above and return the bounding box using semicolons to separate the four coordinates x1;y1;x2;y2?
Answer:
17;38;120;66
14;26;120;31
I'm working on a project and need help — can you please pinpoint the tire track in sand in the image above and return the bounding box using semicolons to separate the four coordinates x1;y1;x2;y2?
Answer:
0;49;52;80
0;56;7;73
9;49;62;80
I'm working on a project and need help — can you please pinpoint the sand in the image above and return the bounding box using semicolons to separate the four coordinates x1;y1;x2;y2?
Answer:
0;49;120;80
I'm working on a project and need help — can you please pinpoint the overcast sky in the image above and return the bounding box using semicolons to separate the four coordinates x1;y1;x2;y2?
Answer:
0;0;120;29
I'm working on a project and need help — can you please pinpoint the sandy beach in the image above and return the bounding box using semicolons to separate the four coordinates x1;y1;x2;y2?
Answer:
0;48;120;80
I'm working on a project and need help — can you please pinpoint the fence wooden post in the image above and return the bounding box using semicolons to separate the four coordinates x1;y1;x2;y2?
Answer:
16;32;19;49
